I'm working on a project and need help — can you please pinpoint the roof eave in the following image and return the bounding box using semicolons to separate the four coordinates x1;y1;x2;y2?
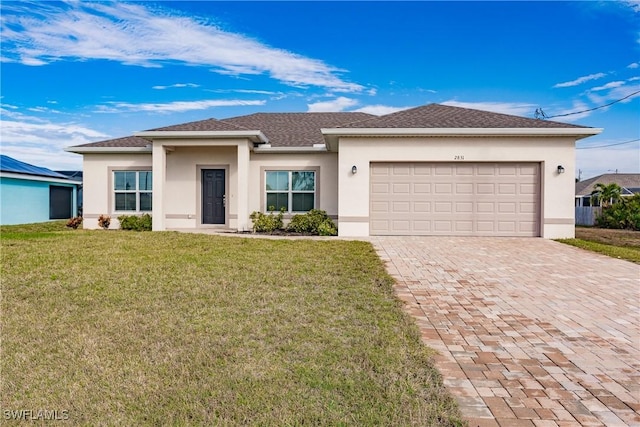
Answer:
321;127;603;150
64;146;152;154
0;171;82;184
253;145;328;154
134;130;269;144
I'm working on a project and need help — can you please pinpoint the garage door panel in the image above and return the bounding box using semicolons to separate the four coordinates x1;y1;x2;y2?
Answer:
520;202;536;213
456;183;473;194
392;201;410;213
371;201;389;213
499;166;517;175
371;183;389;194
477;183;495;194
499;183;517;194
370;162;540;236
414;202;431;212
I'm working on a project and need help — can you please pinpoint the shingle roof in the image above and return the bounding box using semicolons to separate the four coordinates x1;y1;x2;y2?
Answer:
69;103;592;149
341;103;588;129
72;135;150;148
223;112;375;147
0;155;69;179
575;174;640;196
150;117;249;132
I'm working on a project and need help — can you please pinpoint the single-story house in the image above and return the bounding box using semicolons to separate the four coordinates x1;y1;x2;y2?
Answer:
66;103;601;238
0;155;82;225
575;173;640;207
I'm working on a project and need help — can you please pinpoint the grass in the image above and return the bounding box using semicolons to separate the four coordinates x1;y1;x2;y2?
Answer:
557;227;640;264
1;222;464;426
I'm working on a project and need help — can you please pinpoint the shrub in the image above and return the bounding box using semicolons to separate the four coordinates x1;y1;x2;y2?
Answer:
98;214;111;230
249;207;285;233
317;219;338;236
118;214;152;231
595;194;640;231
66;216;83;229
287;209;337;236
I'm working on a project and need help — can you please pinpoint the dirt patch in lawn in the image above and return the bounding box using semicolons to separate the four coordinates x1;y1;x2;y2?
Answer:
575;227;640;248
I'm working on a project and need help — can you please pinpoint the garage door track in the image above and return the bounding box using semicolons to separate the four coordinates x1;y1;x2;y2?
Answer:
371;237;640;427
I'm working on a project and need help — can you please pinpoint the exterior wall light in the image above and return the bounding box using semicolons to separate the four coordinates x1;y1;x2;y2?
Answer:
351;165;357;174
557;165;565;174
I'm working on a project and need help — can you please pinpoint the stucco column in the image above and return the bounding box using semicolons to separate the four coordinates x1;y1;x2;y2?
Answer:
236;140;250;231
152;142;166;231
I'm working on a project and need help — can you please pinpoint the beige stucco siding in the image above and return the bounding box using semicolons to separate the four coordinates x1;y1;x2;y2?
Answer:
82;153;152;229
163;146;238;229
248;152;339;218
337;136;577;238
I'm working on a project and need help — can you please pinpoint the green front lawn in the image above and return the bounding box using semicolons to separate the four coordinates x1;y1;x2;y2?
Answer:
1;222;463;426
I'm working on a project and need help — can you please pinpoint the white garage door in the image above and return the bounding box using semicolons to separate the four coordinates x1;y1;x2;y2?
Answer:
370;162;540;236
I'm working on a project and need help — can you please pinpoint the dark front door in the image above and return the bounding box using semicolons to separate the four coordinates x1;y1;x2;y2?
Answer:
202;169;225;224
50;185;73;219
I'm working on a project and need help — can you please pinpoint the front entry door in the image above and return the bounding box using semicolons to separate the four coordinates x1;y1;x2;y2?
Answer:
202;169;225;224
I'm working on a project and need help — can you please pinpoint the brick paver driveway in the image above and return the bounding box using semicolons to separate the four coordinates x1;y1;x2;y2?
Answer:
371;237;639;427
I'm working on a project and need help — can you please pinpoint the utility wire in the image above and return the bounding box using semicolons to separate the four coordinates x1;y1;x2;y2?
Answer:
576;138;640;149
536;90;640;119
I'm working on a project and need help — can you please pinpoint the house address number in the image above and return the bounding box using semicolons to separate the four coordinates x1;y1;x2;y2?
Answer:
454;155;465;160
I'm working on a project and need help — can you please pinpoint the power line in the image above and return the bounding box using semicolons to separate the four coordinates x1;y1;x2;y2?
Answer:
536;90;640;119
576;138;640;149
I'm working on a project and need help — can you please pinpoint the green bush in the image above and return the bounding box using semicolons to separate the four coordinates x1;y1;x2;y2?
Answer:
287;209;337;236
118;214;152;231
595;194;640;231
249;207;284;233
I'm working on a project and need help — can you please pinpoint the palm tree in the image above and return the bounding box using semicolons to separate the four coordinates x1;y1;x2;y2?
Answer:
590;183;622;208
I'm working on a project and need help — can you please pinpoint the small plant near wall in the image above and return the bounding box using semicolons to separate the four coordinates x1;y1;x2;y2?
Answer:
118;214;152;231
249;206;285;233
98;214;111;229
287;209;337;236
66;216;83;229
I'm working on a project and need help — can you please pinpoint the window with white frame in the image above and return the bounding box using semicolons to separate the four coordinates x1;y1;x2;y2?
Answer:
265;170;315;212
114;171;152;212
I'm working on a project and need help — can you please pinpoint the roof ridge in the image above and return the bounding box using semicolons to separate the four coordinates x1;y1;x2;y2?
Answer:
148;116;249;132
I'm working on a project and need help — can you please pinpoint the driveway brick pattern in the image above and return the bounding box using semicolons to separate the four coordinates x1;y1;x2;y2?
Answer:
371;237;640;427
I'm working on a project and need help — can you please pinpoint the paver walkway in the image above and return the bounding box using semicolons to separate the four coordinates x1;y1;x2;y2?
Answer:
371;237;640;427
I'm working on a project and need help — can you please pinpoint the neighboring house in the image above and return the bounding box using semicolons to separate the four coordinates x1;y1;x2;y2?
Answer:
0;155;82;225
66;103;600;238
575;173;640;207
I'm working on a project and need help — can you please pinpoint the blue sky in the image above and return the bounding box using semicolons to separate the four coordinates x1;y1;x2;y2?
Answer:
1;1;638;180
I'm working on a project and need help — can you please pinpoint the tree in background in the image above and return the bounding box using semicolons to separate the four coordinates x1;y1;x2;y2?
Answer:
590;183;622;208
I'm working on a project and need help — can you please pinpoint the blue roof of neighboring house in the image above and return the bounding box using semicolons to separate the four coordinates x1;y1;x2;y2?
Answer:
0;155;69;179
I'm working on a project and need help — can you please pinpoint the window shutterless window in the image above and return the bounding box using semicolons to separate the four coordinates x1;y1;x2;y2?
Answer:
265;170;315;212
114;171;152;212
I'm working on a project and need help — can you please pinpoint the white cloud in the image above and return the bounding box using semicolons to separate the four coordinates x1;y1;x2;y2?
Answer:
152;83;200;90
553;73;607;88
206;89;283;96
353;105;407;115
628;62;639;69
621;1;640;13
1;2;364;93
441;101;537;117
589;81;625;92
0;117;109;170
586;81;640;106
545;100;593;122
307;97;358;112
95;99;265;114
27;106;62;114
